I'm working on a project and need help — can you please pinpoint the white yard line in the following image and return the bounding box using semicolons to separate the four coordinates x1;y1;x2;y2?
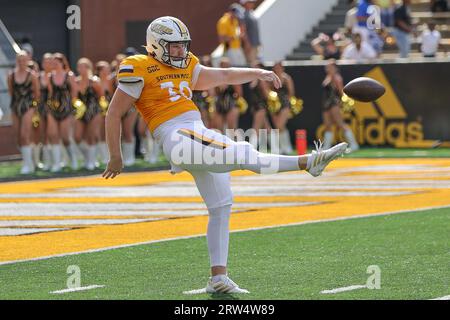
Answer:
0;204;449;266
50;285;105;294
320;285;367;294
430;295;450;300
183;288;208;295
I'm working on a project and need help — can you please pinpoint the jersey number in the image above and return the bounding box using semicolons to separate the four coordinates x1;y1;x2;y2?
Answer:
161;81;192;102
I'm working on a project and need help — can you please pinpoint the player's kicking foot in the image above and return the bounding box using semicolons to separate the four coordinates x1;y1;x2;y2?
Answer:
206;275;250;294
306;141;348;177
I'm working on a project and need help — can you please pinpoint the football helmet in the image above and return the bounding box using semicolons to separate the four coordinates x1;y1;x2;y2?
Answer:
145;16;192;69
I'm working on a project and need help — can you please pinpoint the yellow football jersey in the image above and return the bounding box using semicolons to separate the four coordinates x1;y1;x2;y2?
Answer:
117;53;200;132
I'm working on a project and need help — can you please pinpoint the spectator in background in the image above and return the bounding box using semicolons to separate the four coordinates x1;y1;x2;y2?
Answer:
342;32;377;61
377;0;395;27
431;0;448;12
354;0;374;42
311;33;342;60
240;0;261;65
354;0;384;54
345;0;358;35
217;4;247;66
393;0;413;58
420;22;442;57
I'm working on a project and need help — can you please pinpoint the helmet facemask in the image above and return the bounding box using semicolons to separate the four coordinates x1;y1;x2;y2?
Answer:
159;39;192;69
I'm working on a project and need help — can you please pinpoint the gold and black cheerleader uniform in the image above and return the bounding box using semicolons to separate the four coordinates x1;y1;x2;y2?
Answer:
10;71;34;117
78;80;100;123
215;85;238;115
48;73;73;121
38;74;48;118
100;88;112;116
192;91;211;113
248;80;267;112
275;80;291;111
322;81;341;111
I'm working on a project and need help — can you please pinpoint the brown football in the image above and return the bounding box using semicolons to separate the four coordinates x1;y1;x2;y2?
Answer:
343;77;386;102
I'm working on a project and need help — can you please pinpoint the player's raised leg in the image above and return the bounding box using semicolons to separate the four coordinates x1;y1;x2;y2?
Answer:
162;118;347;177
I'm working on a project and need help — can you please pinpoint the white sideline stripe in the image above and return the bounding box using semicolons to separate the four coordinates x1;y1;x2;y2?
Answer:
0;201;319;217
430;295;450;300
321;285;367;294
0;204;449;266
0;227;67;236
0;218;157;227
50;285;105;294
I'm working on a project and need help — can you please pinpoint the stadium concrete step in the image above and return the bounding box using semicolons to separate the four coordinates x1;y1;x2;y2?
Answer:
312;23;346;35
287;0;449;61
411;12;450;25
287;0;351;61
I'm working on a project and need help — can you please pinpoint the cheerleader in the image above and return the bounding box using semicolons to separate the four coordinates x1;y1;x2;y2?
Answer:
7;50;40;174
96;60;114;165
321;59;359;151
210;57;243;138
74;58;105;170
248;62;271;150
46;52;79;172
36;53;54;170
270;62;295;154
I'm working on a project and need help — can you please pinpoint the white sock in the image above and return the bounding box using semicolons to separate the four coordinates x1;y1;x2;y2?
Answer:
97;142;109;164
51;144;62;171
323;131;334;150
280;130;293;154
269;130;281;154
344;129;359;150
60;143;68;167
20;146;34;170
141;135;150;156
42;144;51;170
85;145;97;170
148;139;161;163
207;205;232;268
122;141;136;166
78;141;88;159
67;142;79;170
31;143;40;167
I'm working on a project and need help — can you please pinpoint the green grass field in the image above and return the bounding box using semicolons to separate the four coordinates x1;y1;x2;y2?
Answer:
0;207;448;300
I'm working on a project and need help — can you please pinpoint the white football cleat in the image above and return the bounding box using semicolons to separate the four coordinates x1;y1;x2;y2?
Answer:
206;275;249;294
307;141;348;177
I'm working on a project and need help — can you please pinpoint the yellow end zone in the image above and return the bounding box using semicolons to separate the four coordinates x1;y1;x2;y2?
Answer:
0;158;449;263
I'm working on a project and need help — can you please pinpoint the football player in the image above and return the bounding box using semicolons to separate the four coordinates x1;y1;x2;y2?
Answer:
103;16;348;294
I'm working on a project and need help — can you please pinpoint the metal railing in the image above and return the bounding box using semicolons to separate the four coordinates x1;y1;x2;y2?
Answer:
0;18;20;126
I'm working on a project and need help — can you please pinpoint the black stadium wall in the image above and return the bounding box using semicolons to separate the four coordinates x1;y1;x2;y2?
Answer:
239;61;450;148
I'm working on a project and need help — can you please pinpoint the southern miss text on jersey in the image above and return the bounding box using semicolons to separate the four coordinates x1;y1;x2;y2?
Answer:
117;53;201;132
